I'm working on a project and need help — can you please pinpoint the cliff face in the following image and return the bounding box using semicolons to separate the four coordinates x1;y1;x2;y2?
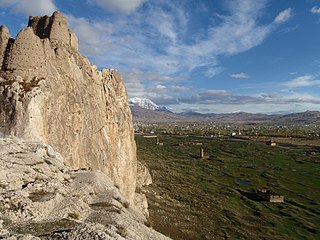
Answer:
0;138;170;240
0;12;137;202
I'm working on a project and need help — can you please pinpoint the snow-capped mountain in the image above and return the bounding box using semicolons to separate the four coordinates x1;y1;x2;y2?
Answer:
128;97;160;110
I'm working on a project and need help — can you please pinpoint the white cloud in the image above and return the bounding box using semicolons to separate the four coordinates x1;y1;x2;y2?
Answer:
279;24;299;34
169;86;189;92
178;0;274;67
67;1;291;78
284;75;320;88
230;73;250;79
90;0;146;14
67;15;113;57
150;84;167;92
310;6;320;14
123;70;147;97
0;0;19;7
200;90;230;97
62;1;300;112
0;0;57;16
274;8;292;24
205;67;224;78
176;89;320;113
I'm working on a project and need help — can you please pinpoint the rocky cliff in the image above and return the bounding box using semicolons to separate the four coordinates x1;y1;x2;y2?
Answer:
0;12;137;202
0;137;169;239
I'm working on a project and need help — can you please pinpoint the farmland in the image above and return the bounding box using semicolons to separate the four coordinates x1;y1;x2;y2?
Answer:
136;135;320;240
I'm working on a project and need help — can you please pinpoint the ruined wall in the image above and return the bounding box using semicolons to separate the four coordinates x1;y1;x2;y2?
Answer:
28;15;51;39
49;11;71;45
6;27;46;70
69;30;79;49
28;11;78;50
0;25;11;68
0;12;137;202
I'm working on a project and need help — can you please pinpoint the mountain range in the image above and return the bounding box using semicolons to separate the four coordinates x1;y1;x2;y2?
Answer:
129;97;170;112
129;98;320;125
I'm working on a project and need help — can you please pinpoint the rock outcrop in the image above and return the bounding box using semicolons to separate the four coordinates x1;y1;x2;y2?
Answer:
0;12;137;202
0;137;170;239
0;25;12;69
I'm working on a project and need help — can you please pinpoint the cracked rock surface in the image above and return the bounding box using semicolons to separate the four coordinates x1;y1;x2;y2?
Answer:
0;137;170;240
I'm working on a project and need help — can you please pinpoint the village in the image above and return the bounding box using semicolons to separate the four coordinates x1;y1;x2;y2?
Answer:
133;121;320;139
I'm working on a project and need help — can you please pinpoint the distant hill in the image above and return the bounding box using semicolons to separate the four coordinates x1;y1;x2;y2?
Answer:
130;104;320;125
274;111;320;125
130;106;194;123
129;97;320;125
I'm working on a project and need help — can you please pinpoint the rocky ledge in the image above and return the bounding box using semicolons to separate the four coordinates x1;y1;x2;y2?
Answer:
0;137;170;239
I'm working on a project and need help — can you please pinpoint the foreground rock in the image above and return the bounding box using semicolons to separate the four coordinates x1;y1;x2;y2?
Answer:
0;11;136;202
0;137;170;240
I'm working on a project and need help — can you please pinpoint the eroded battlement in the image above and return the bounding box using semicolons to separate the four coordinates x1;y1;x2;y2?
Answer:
0;11;78;71
28;11;78;49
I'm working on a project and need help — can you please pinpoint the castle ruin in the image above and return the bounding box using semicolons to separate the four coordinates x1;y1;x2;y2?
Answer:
0;12;138;202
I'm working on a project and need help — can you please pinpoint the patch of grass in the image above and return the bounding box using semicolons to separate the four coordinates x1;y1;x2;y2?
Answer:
28;191;56;202
114;196;121;202
144;218;152;228
32;168;43;173
114;196;130;208
0;216;11;227
9;219;79;236
116;225;127;237
90;202;121;214
122;201;130;208
44;159;52;165
90;202;113;208
67;212;79;220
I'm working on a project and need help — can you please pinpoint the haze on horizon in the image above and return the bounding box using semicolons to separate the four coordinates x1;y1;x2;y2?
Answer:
1;0;320;114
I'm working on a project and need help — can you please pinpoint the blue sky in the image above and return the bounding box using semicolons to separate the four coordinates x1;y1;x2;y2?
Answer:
1;0;320;113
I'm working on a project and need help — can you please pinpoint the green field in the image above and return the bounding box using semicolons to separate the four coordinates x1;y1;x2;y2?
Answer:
136;135;320;240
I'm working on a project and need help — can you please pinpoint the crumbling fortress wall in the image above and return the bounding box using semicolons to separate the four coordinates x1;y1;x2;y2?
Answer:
0;25;12;69
28;12;78;49
0;12;137;202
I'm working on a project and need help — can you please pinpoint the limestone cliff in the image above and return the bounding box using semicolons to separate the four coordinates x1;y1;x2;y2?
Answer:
0;137;170;240
0;12;137;202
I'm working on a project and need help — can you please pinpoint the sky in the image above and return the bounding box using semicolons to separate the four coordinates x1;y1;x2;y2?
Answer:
0;0;320;114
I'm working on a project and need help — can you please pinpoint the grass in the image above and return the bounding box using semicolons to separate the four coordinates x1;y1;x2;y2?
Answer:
9;219;79;237
116;225;127;237
67;212;79;220
90;201;122;214
28;191;56;202
136;135;320;240
44;159;52;165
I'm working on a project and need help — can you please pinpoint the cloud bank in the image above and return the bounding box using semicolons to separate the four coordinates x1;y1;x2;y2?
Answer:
284;75;320;88
230;73;250;79
0;0;57;16
310;6;320;14
274;8;292;24
90;0;146;14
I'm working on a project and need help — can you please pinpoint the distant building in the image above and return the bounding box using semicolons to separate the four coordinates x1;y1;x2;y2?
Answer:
257;189;284;203
267;139;276;146
143;135;157;138
199;148;204;158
